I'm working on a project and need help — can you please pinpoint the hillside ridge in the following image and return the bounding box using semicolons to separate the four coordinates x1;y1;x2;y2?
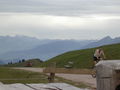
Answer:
43;43;120;68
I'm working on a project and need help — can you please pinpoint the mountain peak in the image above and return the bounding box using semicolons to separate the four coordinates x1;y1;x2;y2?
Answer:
101;36;112;41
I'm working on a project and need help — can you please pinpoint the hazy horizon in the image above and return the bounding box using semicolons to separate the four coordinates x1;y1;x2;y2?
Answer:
0;34;119;41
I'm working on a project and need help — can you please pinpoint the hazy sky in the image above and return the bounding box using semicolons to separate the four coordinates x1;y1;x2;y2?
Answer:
0;0;120;40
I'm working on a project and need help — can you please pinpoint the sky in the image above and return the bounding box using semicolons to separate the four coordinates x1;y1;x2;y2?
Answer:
0;0;120;40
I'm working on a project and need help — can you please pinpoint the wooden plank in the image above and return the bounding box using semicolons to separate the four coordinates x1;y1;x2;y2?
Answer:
97;78;111;90
43;68;93;74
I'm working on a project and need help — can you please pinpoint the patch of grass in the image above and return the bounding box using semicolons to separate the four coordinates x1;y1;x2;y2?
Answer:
0;67;48;84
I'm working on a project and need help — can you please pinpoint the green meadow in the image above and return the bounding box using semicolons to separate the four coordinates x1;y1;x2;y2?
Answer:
43;43;120;68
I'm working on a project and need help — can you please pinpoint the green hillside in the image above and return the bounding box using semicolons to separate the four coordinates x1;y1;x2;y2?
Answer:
43;43;120;69
4;59;43;67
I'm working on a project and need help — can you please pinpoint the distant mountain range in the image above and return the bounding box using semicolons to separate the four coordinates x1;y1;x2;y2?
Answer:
0;39;95;62
83;36;120;48
0;35;53;54
0;35;119;64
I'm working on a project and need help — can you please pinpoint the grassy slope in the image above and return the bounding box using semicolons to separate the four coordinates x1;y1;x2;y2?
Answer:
43;43;120;68
4;59;43;67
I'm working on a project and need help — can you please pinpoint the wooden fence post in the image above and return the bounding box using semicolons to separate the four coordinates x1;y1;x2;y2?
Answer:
47;62;56;83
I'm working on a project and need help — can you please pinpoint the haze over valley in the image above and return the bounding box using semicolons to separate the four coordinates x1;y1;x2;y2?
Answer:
0;35;119;64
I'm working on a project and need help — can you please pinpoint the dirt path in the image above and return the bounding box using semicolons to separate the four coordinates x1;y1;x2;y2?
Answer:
14;67;96;88
14;67;44;72
56;74;96;88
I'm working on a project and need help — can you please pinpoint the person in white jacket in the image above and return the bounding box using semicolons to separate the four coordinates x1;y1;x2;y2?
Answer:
93;48;106;65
